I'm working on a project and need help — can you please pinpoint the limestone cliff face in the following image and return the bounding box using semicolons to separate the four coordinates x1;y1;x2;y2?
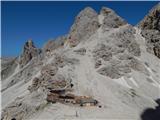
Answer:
138;3;160;31
67;7;127;47
43;36;67;53
138;3;160;59
1;57;18;80
19;40;41;67
68;7;99;47
100;7;127;29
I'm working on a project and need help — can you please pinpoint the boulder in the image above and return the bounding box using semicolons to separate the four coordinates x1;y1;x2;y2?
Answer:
28;77;41;92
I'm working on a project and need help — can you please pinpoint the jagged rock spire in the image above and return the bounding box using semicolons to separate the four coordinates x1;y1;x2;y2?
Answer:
100;7;115;15
100;7;127;29
67;6;128;47
68;7;100;47
138;3;160;59
19;39;40;67
138;3;160;31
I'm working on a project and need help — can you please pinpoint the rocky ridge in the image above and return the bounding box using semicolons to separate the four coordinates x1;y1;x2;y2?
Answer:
1;4;160;120
138;3;160;58
68;7;100;47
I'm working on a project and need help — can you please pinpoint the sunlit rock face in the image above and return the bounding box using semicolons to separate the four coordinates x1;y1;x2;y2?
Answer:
68;7;99;47
138;3;160;31
19;40;41;67
100;7;127;29
43;36;67;53
1;57;18;80
138;3;160;59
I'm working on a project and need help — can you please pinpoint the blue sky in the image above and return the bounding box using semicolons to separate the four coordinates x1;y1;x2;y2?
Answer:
1;1;159;57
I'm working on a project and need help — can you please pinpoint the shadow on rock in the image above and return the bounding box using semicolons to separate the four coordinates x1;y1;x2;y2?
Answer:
141;99;160;120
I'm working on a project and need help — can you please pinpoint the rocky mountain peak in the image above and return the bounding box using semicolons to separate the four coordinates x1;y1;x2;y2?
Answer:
19;39;40;67
100;7;115;16
138;3;160;31
138;3;160;59
78;6;98;16
68;7;99;47
24;39;36;49
100;6;127;29
2;4;160;120
67;6;128;47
